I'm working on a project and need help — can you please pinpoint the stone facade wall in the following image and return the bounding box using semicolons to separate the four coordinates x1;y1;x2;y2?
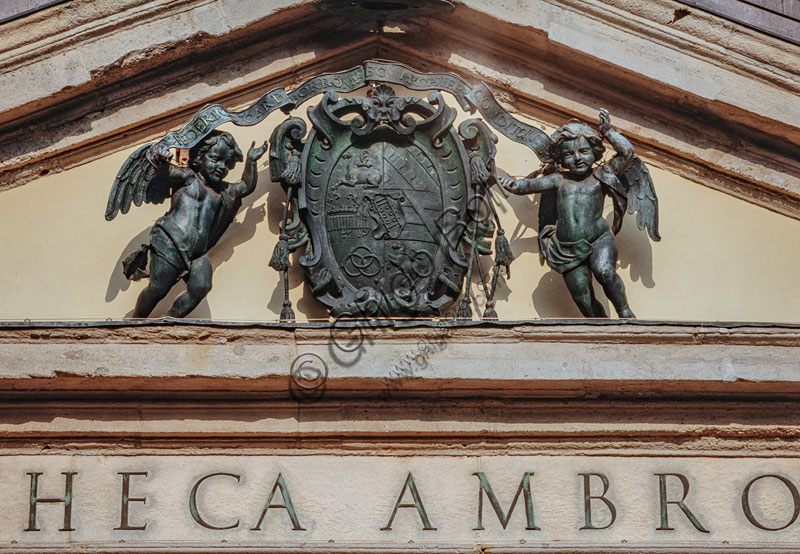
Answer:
1;322;800;552
0;2;799;553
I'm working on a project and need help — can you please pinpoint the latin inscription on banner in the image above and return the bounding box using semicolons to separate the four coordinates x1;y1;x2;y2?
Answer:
3;455;800;547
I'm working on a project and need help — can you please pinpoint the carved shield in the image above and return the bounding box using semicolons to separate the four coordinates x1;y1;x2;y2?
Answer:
296;85;471;317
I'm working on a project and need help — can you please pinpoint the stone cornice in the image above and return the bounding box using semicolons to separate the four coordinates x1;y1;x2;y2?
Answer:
0;321;798;402
543;0;800;98
0;0;316;116
0;321;798;448
0;0;205;72
0;0;368;188
2;319;799;345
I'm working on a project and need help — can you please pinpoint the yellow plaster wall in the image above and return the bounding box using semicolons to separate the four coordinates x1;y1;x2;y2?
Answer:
1;93;798;323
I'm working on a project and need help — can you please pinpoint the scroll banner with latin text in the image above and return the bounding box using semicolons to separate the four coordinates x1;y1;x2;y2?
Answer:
147;61;552;161
9;454;800;550
158;67;367;150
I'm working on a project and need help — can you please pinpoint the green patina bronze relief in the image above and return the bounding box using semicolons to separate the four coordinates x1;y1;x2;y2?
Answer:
274;84;474;318
499;110;660;319
106;60;659;320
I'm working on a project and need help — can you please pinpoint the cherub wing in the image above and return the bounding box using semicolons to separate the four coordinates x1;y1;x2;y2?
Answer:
620;156;661;241
104;144;174;221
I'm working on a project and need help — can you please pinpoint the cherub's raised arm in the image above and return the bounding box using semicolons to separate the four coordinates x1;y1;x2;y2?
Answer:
499;173;561;195
598;109;634;176
238;140;269;196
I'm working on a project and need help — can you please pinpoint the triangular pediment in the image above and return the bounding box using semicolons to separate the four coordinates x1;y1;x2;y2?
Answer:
2;1;798;214
1;0;798;322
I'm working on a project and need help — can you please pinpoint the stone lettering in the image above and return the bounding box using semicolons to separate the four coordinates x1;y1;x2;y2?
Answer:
189;472;241;530
25;471;77;532
473;472;539;530
742;474;800;531
14;459;800;544
655;473;709;533
115;472;148;531
579;473;616;530
382;472;436;530
251;473;305;531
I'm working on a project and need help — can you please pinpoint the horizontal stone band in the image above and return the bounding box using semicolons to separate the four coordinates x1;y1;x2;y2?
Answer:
7;454;800;547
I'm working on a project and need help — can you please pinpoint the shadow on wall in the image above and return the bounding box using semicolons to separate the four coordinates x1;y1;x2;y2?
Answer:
105;227;149;303
104;167;272;319
617;215;655;288
493;167;582;318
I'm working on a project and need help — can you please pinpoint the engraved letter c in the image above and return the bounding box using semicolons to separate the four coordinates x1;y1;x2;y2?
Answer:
189;473;241;530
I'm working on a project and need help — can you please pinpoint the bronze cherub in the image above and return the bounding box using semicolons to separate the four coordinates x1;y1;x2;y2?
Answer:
500;110;660;318
106;131;268;317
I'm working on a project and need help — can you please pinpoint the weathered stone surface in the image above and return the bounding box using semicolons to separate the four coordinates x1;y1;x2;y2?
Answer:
676;0;800;44
0;0;312;120
0;322;798;397
4;454;800;550
0;323;798;553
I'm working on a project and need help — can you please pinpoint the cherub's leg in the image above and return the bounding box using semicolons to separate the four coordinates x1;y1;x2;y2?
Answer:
590;234;635;318
168;255;212;317
563;265;607;317
133;254;181;318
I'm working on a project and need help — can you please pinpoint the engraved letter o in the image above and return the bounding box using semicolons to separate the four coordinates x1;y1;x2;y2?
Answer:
742;474;800;531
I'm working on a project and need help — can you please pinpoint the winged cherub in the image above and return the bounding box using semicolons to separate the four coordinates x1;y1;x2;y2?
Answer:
499;110;659;318
106;131;268;317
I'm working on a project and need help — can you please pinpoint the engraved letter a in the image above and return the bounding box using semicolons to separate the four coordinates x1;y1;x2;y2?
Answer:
382;472;436;530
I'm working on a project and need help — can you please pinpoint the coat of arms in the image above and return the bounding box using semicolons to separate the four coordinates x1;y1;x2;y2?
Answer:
270;84;495;318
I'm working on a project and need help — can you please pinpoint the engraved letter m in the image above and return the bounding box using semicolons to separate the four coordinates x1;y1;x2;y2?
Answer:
473;472;539;530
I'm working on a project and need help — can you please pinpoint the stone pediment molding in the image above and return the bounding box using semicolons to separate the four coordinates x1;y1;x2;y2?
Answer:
1;0;799;220
2;319;800;397
0;319;798;449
